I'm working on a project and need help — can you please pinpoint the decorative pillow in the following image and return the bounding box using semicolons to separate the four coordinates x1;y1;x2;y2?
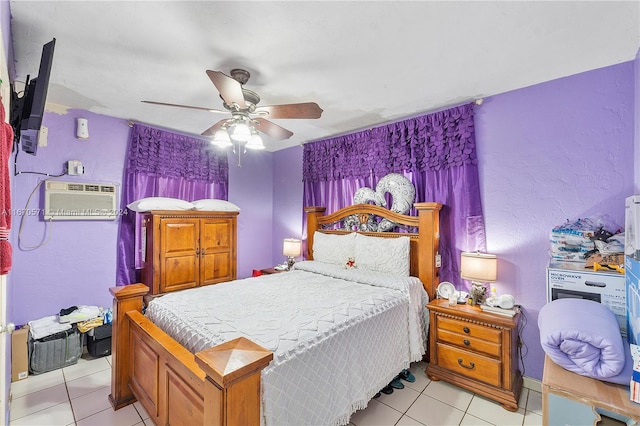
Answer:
127;197;194;212
191;199;241;212
312;232;356;266
354;233;410;276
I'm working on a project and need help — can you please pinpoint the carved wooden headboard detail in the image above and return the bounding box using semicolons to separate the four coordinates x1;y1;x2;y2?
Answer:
305;202;442;300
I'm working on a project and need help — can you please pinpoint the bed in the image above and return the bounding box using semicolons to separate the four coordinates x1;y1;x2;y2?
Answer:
109;202;442;426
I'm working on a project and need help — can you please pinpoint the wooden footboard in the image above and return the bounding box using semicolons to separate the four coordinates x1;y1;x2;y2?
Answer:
109;284;273;425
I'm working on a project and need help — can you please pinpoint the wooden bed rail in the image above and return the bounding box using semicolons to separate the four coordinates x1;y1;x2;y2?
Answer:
109;284;273;425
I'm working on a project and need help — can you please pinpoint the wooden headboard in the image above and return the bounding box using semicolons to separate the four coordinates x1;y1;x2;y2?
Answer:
305;202;443;300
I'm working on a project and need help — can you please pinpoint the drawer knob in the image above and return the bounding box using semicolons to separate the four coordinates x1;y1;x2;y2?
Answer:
458;358;475;370
463;327;470;334
463;339;470;346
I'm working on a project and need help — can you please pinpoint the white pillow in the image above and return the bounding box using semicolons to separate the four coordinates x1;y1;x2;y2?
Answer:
127;197;194;212
354;233;410;276
191;199;241;212
312;232;356;266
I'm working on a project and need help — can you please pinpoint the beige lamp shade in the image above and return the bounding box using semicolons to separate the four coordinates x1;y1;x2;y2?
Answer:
283;238;302;257
460;252;497;282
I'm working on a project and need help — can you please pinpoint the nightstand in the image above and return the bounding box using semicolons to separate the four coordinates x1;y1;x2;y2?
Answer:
259;267;285;275
426;299;522;411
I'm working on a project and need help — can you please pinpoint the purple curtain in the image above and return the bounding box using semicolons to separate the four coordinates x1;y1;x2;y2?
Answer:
116;124;229;286
303;103;485;289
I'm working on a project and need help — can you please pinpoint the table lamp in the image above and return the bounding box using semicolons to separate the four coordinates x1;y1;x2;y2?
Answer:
283;238;302;271
460;251;497;305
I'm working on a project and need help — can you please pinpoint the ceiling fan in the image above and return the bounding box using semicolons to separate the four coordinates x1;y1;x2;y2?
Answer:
142;68;323;142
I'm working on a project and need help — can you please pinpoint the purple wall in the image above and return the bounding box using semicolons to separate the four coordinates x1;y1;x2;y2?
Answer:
272;146;304;266
8;113;276;325
476;61;634;379
9;110;128;325
270;61;636;381
228;148;274;277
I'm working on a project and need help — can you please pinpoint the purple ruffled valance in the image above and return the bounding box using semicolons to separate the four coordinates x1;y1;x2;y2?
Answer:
128;123;228;183
116;123;229;286
303;103;476;182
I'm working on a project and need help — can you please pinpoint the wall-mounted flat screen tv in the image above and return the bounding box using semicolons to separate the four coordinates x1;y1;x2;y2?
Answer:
10;38;56;155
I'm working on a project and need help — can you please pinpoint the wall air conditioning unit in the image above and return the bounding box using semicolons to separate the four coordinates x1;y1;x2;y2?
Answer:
44;180;118;220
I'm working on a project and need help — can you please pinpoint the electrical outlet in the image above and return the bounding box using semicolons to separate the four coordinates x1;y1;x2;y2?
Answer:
67;160;84;175
38;126;48;147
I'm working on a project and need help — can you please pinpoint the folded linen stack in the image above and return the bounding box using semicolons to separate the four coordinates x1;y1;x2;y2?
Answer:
28;305;102;340
28;315;72;340
59;305;101;324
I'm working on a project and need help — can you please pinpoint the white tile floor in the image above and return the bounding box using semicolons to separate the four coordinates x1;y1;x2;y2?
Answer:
9;354;544;426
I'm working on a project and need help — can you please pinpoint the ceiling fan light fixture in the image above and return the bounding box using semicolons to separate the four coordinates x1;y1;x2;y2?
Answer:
246;131;265;150
211;128;232;147
230;121;251;142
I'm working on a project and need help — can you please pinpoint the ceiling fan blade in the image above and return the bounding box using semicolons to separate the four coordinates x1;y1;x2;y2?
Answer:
253;117;293;140
254;102;323;119
206;70;246;109
141;100;226;113
201;120;229;137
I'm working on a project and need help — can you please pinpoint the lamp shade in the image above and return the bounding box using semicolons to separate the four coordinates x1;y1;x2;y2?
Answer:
211;129;232;147
283;238;302;257
460;252;497;282
246;132;265;150
231;122;252;142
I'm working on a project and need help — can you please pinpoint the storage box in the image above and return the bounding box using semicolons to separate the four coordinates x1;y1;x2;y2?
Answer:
29;327;82;375
630;344;640;403
11;325;29;382
87;323;111;358
547;261;627;337
626;256;640;345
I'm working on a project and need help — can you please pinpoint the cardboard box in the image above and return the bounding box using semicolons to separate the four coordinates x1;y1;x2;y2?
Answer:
11;325;29;382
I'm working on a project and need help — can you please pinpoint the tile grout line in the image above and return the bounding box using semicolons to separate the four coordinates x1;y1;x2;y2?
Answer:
61;368;78;426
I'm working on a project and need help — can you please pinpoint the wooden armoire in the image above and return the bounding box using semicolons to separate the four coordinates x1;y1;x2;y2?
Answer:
141;210;238;295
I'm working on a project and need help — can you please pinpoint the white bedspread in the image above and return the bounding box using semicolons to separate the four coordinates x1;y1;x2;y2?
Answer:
146;261;429;426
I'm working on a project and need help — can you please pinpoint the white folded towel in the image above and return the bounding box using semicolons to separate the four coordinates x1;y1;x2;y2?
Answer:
28;315;72;340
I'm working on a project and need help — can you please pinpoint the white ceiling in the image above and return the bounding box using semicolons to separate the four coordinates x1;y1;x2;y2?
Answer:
8;1;640;152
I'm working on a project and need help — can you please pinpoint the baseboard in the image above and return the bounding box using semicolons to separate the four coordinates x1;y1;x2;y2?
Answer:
523;375;542;393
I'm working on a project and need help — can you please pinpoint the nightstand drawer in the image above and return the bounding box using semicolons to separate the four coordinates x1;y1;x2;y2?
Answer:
437;343;502;387
438;329;501;358
438;316;502;344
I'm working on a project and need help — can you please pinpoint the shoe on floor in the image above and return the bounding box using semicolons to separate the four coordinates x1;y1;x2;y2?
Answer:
399;369;416;383
373;392;381;398
381;385;394;395
390;377;404;389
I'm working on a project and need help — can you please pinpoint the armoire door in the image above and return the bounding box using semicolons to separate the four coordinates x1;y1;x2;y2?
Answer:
160;218;199;293
200;219;235;286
